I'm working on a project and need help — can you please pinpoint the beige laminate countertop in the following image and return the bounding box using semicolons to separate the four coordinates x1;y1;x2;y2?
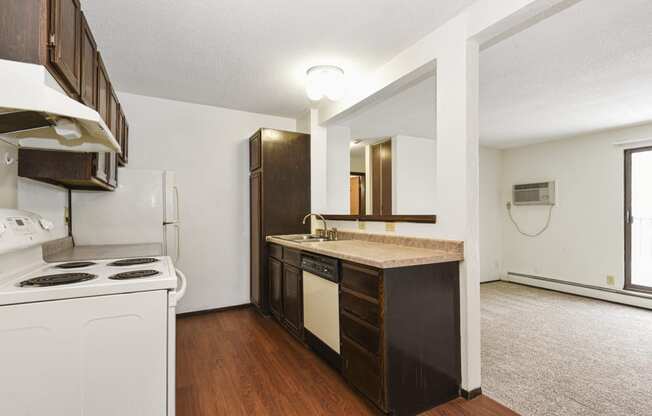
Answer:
266;236;463;269
45;243;163;262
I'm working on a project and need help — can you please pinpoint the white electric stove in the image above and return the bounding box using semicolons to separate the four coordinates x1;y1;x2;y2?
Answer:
0;209;186;416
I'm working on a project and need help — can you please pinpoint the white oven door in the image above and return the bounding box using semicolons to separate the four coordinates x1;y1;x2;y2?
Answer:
302;271;340;354
0;291;167;416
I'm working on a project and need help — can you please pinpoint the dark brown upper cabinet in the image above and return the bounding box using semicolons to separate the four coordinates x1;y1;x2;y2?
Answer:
249;131;262;171
96;52;110;125
19;149;116;191
79;12;97;108
118;113;129;166
49;0;82;96
2;1;131;191
109;88;120;139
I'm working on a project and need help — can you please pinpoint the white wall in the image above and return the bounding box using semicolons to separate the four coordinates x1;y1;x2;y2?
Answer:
500;124;652;290
118;92;296;314
326;125;351;214
350;150;365;172
18;179;69;239
392;135;437;215
1;134;68;240
479;147;503;282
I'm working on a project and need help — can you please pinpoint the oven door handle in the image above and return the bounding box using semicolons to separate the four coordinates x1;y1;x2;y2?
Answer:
175;268;188;301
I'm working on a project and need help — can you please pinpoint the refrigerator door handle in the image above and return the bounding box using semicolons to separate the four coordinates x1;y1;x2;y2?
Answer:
174;186;180;222
175;223;181;262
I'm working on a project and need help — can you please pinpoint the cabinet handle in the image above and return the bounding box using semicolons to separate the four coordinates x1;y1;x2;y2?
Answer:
48;34;57;47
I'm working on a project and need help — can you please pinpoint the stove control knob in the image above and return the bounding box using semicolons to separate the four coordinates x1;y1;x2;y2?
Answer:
39;219;54;231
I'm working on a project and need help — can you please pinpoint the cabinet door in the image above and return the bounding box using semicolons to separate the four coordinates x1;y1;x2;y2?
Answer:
79;13;96;108
96;53;110;125
122;116;129;164
249;131;261;171
49;0;82;95
250;171;262;307
109;88;120;139
118;112;128;166
283;264;302;336
269;257;283;320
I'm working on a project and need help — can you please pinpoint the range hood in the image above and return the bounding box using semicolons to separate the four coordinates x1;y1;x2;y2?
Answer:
0;59;121;153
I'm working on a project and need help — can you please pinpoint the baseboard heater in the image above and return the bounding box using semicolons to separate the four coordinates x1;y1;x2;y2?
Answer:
506;272;652;301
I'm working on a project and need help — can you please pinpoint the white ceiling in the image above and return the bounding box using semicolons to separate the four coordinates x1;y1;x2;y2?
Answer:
339;74;436;140
80;0;475;118
480;0;652;147
336;0;652;148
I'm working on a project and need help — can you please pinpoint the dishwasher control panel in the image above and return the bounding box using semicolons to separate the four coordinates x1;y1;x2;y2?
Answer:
301;254;340;283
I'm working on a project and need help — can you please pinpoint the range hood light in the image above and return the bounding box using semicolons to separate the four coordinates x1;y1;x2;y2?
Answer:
52;118;82;141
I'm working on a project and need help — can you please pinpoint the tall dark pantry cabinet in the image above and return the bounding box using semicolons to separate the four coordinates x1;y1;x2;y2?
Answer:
249;129;311;313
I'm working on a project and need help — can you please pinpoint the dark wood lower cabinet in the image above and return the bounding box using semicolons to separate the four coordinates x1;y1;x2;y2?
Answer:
267;243;461;416
268;244;303;339
340;260;461;415
282;264;302;337
268;256;283;320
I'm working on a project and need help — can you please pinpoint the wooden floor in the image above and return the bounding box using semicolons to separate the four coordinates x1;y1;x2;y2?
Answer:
176;307;518;416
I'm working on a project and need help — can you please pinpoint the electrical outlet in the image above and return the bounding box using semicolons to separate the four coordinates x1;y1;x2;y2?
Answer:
606;275;616;286
357;221;366;230
385;222;396;232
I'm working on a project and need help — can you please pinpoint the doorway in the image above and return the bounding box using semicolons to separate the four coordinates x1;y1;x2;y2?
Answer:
625;146;652;293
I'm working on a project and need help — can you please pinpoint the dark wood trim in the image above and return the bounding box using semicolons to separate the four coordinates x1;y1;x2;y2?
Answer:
624;145;652;293
461;387;482;400
176;303;251;318
323;214;437;223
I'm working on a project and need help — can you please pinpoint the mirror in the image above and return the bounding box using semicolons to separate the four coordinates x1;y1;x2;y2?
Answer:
348;134;436;216
322;71;438;221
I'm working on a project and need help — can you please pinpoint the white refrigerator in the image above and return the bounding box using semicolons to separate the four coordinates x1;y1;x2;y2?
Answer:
72;169;180;261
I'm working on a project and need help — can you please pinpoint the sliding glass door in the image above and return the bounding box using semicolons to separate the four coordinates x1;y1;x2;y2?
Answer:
625;147;652;292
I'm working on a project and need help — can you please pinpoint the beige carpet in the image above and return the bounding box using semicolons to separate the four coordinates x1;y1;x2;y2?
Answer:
481;282;652;416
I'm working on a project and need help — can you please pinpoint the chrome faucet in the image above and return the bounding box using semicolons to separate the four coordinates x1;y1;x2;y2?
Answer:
302;212;328;235
302;213;338;240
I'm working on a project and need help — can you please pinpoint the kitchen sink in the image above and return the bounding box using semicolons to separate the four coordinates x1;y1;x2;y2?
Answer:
276;234;333;243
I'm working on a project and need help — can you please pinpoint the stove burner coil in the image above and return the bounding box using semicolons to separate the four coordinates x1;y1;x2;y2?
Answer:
20;273;97;287
108;258;159;267
108;270;160;280
55;261;97;269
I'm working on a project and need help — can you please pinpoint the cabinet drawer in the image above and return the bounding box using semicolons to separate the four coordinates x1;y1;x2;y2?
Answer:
341;290;379;327
341;312;380;355
342;338;382;406
341;263;380;299
283;248;301;267
268;243;283;260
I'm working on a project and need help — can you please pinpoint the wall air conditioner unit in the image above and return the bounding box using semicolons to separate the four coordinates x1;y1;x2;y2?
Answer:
512;181;556;206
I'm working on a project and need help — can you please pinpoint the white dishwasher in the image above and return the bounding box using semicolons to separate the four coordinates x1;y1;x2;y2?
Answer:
301;253;341;368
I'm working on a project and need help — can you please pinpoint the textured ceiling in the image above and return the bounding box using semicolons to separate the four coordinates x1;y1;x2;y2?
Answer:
480;0;652;147
80;0;475;118
338;74;436;140
338;0;652;148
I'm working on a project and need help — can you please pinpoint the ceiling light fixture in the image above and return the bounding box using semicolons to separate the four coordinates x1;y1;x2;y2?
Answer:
306;65;345;101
